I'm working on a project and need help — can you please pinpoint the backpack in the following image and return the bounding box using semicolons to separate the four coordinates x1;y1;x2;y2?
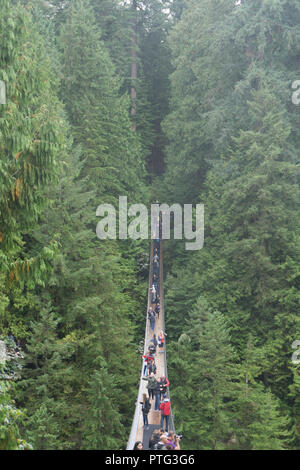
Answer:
154;442;165;450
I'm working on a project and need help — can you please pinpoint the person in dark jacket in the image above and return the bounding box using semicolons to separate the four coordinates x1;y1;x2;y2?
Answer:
158;375;170;400
147;360;157;376
148;307;155;325
142;372;157;400
140;393;151;429
148;306;154;316
148;341;156;355
149;430;161;450
153;253;159;274
150;334;158;348
148;309;155;331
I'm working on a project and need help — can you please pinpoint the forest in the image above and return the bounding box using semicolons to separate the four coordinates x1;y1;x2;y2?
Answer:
0;0;300;451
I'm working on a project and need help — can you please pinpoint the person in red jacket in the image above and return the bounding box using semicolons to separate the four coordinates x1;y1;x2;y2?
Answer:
142;351;154;376
160;398;171;432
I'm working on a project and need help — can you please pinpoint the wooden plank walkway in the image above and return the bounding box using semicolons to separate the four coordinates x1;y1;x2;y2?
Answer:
127;238;174;450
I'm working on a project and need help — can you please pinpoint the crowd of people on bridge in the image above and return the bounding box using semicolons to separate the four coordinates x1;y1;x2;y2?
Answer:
149;430;181;451
134;430;181;451
133;222;181;451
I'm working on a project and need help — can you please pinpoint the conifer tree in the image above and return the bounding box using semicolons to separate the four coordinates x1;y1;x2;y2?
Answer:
59;0;146;202
162;0;300;449
0;0;66;257
0;341;31;450
234;335;291;449
199;85;300;390
236;384;290;450
18;304;74;450
27;0;148;448
168;297;239;450
82;359;124;450
0;379;31;450
289;362;300;447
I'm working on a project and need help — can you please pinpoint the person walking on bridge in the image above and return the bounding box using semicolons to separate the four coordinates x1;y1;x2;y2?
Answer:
158;330;167;352
150;334;158;348
148;308;155;331
142;351;153;376
140;393;151;429
142;372;157;400
151;284;156;304
158;375;170;400
148;341;156;356
160;398;171;433
153;253;159;275
153;273;159;290
147;359;157;376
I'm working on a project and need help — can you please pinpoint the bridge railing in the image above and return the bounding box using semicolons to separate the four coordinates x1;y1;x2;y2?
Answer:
126;237;175;449
159;240;175;432
126;240;154;450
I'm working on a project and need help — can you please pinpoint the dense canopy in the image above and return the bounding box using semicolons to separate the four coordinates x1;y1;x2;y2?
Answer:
0;0;299;451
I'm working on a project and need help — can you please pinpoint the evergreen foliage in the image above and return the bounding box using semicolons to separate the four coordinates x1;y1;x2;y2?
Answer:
0;0;299;451
162;0;300;450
